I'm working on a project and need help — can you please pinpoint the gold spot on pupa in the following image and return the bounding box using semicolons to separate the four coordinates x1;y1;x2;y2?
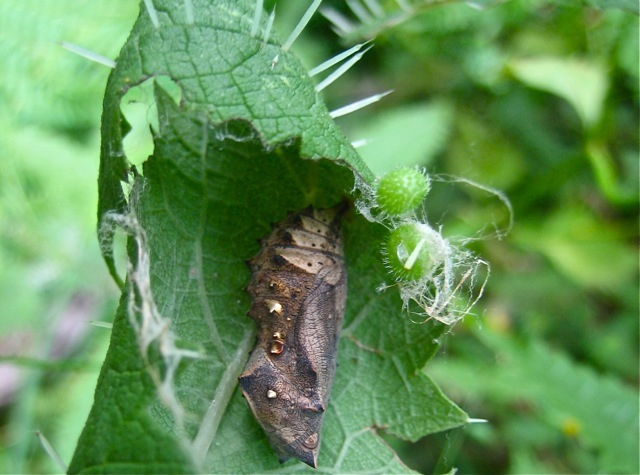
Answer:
270;340;284;354
265;299;282;314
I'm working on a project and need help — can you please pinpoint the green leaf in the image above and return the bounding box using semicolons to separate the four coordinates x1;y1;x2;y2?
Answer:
508;57;609;130
353;101;454;176
513;205;637;297
584;0;639;14
446;111;526;190
429;329;640;474
69;292;197;474
70;0;467;473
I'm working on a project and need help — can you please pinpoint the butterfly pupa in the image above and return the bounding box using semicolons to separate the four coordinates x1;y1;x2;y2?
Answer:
239;205;347;468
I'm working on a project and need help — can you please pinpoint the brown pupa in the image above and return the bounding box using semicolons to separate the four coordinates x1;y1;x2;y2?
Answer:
239;205;347;468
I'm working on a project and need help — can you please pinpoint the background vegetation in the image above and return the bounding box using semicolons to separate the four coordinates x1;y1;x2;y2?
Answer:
0;0;637;473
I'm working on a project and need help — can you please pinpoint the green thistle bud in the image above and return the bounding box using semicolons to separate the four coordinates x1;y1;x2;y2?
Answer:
376;167;430;216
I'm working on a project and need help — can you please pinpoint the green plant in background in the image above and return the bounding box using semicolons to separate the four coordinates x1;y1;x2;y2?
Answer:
0;2;138;473
0;0;637;474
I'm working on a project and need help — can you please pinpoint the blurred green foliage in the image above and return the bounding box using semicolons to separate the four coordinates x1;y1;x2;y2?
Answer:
0;0;637;473
0;1;137;472
300;1;638;473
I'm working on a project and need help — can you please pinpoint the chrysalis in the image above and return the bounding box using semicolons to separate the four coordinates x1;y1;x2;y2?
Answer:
239;205;347;468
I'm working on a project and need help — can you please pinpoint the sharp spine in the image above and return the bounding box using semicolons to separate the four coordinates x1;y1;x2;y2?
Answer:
60;42;116;69
329;90;393;118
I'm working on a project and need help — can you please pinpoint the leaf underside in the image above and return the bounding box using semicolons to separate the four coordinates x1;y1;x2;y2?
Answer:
69;1;467;473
